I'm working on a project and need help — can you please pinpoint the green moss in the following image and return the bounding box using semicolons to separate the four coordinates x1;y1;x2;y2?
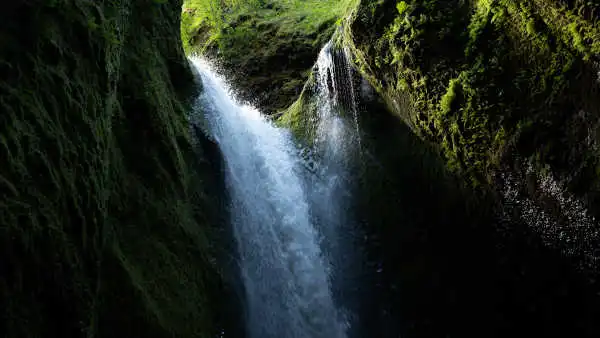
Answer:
439;78;462;116
276;73;319;142
1;1;223;337
346;0;600;192
277;94;310;136
568;23;586;55
396;1;408;15
465;0;492;57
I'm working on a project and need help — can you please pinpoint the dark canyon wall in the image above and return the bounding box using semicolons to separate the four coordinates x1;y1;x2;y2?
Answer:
1;1;223;337
344;0;600;291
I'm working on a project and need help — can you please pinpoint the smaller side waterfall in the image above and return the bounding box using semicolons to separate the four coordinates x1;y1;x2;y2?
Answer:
313;41;362;160
344;46;362;149
305;41;367;334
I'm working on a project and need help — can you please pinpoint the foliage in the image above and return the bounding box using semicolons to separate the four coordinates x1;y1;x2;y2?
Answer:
182;0;353;51
181;0;354;113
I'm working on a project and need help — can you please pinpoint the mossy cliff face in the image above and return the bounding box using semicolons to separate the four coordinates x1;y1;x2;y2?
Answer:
343;0;600;275
1;1;223;337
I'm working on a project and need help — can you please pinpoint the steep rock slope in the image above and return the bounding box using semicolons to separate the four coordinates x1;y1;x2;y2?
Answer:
344;0;600;279
0;1;223;337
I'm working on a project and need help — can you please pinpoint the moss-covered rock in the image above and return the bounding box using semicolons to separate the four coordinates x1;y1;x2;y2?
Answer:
0;1;224;337
342;0;600;276
346;0;600;183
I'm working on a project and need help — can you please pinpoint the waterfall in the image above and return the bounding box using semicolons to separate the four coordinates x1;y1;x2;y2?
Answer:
313;41;362;160
308;41;365;330
189;58;348;338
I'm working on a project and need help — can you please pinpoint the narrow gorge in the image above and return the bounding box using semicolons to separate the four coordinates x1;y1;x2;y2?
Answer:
2;0;600;338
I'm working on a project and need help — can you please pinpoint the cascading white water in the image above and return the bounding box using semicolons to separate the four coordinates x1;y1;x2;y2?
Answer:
343;46;363;155
189;58;348;338
308;41;365;330
312;41;362;159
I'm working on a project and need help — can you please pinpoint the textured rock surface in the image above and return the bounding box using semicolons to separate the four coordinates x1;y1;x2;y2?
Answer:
343;0;600;284
0;1;224;337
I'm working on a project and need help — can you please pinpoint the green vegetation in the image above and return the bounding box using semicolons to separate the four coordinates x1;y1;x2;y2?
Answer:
275;72;319;141
345;0;600;196
1;1;224;337
182;0;354;53
181;0;354;113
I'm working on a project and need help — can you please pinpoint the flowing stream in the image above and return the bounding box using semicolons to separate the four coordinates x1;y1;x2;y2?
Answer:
188;43;362;338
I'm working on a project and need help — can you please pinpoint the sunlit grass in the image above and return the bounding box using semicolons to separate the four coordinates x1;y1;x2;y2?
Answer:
180;0;357;112
181;0;354;54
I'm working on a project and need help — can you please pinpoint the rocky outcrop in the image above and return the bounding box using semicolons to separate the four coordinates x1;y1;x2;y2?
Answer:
0;1;223;337
343;0;600;284
330;1;600;336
